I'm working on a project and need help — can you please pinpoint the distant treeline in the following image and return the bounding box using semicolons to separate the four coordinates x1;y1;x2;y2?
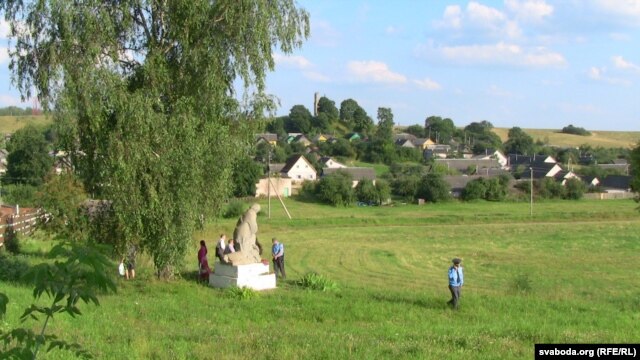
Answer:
0;106;41;116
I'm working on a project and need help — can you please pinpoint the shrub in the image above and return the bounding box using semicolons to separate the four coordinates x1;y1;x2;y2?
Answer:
297;272;338;291
226;286;258;300
3;229;20;254
0;254;30;282
355;179;377;204
223;200;247;219
563;178;586;200
415;173;450;203
315;171;354;206
561;124;591;136
461;178;487;201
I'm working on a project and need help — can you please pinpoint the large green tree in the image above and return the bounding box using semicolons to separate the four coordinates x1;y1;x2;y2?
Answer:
5;125;53;186
288;104;313;133
1;0;309;276
425;116;456;144
317;96;339;123
503;127;534;155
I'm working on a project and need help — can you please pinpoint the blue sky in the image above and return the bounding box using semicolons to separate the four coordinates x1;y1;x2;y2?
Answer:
1;1;639;131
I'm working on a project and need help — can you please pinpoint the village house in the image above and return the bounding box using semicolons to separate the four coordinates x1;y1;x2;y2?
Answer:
319;156;347;169
322;167;376;188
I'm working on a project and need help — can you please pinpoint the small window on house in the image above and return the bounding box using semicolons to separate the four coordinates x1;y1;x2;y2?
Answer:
297;175;301;179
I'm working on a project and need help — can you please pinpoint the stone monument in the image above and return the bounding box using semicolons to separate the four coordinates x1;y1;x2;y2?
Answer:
210;204;276;290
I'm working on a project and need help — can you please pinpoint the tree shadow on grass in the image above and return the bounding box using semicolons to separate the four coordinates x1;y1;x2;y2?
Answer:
0;253;33;285
371;292;448;310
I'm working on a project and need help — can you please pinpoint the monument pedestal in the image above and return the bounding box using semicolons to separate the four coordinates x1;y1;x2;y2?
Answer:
209;262;276;291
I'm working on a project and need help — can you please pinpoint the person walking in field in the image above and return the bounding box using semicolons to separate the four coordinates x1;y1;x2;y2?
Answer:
272;237;286;280
447;258;464;309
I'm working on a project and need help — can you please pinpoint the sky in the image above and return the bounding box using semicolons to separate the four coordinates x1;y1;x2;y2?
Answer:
1;0;639;131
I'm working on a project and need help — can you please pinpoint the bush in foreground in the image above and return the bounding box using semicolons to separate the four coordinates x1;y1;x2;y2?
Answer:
297;272;338;291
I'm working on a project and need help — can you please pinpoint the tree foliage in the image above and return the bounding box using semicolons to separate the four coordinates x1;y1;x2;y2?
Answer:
36;173;88;241
464;121;502;154
315;171;354;206
288;105;313;134
5;125;53;186
1;0;309;276
561;125;591;136
425;116;457;144
317;96;339;123
354;179;377;204
416;173;451;203
232;157;264;198
0;243;116;359
503;127;534;155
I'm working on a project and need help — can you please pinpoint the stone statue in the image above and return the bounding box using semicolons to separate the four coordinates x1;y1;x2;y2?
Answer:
224;203;263;265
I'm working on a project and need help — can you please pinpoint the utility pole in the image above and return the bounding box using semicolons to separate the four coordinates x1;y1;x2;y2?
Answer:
530;167;533;217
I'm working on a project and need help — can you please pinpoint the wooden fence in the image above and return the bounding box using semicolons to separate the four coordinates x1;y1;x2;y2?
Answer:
583;192;636;200
0;207;44;247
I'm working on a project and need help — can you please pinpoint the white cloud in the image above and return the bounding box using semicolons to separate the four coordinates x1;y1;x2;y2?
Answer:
467;1;505;24
273;53;312;69
592;0;640;23
413;77;442;90
437;5;463;29
588;66;631;85
435;2;523;40
347;60;407;84
427;42;566;68
505;0;554;23
612;56;640;73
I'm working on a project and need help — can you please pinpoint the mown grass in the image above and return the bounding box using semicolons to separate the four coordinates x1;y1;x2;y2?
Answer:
1;199;639;359
492;128;640;148
0;115;52;133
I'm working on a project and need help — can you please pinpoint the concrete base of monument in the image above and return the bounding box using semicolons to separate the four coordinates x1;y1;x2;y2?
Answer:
209;262;276;291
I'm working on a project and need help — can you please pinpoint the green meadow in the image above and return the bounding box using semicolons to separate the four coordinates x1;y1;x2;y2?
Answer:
0;115;52;134
1;199;640;359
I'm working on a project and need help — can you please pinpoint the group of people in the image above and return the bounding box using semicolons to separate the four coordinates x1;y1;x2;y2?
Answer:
196;235;286;282
134;236;462;308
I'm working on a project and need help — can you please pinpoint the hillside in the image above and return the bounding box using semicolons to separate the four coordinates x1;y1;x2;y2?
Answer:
0;115;52;133
492;127;640;149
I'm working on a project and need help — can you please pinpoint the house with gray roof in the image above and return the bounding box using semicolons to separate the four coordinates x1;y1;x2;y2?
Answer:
322;167;376;187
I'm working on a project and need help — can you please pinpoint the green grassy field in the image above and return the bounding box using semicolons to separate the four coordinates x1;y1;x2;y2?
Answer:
1;199;640;359
492;128;640;149
0;115;52;134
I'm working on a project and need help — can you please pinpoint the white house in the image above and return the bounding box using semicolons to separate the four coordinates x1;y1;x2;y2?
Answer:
319;156;347;169
280;154;317;182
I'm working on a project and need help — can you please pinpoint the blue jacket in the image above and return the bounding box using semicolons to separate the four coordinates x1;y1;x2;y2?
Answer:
448;266;463;286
